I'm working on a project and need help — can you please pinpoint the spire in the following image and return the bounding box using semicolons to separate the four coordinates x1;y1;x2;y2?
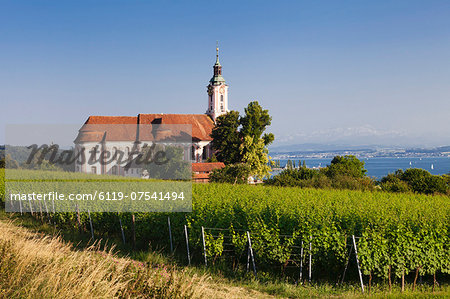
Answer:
215;41;221;66
210;41;225;85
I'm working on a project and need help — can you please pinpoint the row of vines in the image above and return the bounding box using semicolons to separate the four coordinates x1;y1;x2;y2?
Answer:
1;169;449;285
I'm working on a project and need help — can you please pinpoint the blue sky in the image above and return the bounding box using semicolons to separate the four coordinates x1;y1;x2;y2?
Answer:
1;1;450;147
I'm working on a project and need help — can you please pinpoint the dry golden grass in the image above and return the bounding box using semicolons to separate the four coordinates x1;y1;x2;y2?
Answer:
0;219;207;298
0;219;275;299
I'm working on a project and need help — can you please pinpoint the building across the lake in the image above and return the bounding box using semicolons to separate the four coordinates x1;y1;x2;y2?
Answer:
74;46;229;177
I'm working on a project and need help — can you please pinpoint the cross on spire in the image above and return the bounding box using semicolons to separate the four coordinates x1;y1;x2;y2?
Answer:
215;41;221;65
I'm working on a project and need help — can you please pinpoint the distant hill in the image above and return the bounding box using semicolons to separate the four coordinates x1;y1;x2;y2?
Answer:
1;145;33;163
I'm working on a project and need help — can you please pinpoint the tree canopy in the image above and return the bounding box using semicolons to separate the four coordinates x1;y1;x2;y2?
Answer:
240;101;274;146
210;111;241;164
210;101;274;180
325;155;367;178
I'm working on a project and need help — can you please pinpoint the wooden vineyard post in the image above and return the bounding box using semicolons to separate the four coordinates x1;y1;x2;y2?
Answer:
131;213;136;249
19;198;23;215
88;209;94;241
76;204;82;234
352;235;364;293
38;201;43;222
184;225;191;266
51;199;56;230
341;240;353;284
247;247;250;272
29;199;34;216
201;226;207;267
43;199;51;224
247;231;257;277
168;217;173;254
309;235;312;283
118;213;126;244
299;241;304;284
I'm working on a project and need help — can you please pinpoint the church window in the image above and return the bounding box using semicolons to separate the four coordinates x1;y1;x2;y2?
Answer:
220;95;223;102
112;166;117;175
202;147;207;160
191;146;196;161
91;166;97;174
91;147;97;160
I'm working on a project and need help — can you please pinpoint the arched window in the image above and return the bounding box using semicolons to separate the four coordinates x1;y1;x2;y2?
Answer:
112;166;117;175
191;146;196;161
91;147;97;160
202;147;207;160
220;95;224;102
126;146;131;159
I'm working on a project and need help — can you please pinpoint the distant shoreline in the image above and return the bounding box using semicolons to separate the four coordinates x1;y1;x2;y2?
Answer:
271;156;450;179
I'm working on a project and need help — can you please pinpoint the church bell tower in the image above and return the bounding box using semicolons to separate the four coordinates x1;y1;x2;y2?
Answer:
206;43;229;122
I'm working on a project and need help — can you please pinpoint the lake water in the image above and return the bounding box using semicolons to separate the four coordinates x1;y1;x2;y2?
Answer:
274;157;450;179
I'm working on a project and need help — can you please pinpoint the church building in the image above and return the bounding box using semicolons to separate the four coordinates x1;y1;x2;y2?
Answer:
74;46;229;176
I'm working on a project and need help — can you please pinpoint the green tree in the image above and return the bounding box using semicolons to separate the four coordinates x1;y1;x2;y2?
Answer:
240;101;274;146
210;102;274;173
401;168;447;194
265;167;321;186
240;136;272;179
5;154;19;169
286;159;292;169
325;155;367;178
209;163;251;184
379;168;449;195
210;111;241;164
380;173;411;193
142;145;191;180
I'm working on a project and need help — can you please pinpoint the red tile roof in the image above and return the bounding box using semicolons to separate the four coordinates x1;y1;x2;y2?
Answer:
138;114;214;141
75;114;214;142
192;162;225;173
193;173;210;182
84;116;138;124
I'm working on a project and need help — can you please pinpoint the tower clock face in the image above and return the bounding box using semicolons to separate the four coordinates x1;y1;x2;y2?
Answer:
219;85;225;94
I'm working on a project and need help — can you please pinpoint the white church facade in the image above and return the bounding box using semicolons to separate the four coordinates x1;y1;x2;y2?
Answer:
74;46;229;176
